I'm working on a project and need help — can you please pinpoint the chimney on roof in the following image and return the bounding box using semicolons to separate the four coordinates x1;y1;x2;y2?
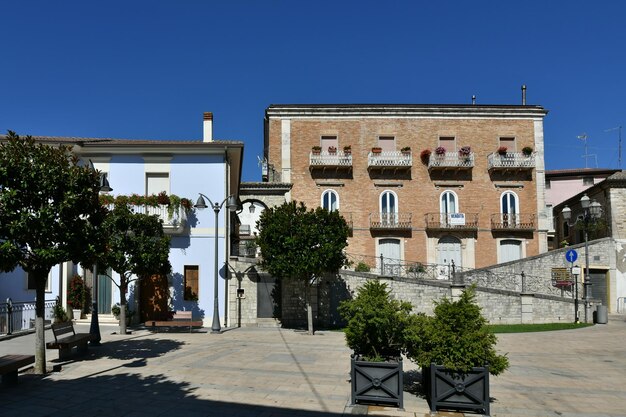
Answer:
521;85;527;105
203;112;213;142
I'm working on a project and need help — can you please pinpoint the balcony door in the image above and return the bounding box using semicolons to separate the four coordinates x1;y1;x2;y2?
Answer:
501;191;519;226
380;190;397;226
440;190;458;226
146;173;169;220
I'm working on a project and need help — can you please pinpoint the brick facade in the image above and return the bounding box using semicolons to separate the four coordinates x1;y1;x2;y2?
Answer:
264;104;549;269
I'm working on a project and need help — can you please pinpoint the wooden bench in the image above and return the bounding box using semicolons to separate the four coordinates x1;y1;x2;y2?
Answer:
0;355;35;386
46;321;91;360
145;311;203;332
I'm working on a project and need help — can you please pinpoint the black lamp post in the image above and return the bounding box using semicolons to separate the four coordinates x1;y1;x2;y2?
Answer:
195;193;238;334
89;161;112;346
562;194;603;323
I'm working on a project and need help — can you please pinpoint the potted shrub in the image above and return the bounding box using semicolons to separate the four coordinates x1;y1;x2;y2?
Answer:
522;146;533;156
52;296;69;323
458;146;471;161
371;146;383;154
401;146;411;155
157;191;171;205
343;145;352;155
354;261;371;272
312;146;322;155
339;280;412;408
404;286;509;415
435;146;446;157
112;303;135;326
497;145;508;156
68;275;84;320
328;145;337;154
420;149;432;164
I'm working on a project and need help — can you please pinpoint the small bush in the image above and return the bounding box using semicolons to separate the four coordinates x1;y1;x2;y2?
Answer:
339;280;413;361
404;286;509;375
355;262;371;272
52;296;69;323
68;275;84;309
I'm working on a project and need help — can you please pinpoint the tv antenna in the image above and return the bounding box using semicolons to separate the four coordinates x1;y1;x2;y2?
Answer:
605;126;622;169
578;133;597;168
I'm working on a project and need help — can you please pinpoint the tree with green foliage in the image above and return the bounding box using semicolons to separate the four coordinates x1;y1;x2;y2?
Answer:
404;286;509;375
0;131;105;374
339;280;413;361
256;201;349;335
98;204;172;335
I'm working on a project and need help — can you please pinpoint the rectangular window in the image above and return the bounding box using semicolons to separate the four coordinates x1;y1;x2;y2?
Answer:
378;136;396;152
499;137;517;152
583;177;594;186
146;173;170;196
320;135;338;153
184;265;199;301
438;136;456;152
27;272;52;292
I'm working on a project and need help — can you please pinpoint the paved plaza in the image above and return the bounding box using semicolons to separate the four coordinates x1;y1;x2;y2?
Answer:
1;318;626;417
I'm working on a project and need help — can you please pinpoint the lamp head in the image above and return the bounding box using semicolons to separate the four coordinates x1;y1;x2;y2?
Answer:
194;195;208;209
562;205;572;221
226;195;239;212
100;175;113;192
589;200;602;219
580;194;590;209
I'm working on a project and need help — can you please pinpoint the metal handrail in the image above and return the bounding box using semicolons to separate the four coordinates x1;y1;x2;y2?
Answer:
368;151;412;167
490;213;535;229
0;299;56;335
424;212;479;229
428;153;474;168
310;151;353;167
488;152;536;169
369;212;412;229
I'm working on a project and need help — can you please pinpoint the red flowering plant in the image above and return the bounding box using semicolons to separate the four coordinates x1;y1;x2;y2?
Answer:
157;191;171;205
68;275;85;310
435;146;446;156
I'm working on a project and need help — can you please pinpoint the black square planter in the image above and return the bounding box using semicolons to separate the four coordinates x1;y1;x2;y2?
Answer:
350;354;403;408
424;363;490;416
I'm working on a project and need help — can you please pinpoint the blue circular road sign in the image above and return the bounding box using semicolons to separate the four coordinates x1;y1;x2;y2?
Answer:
565;249;578;263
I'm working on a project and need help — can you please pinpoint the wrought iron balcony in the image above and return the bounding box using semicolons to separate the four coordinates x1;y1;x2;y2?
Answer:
367;151;412;171
490;213;535;231
425;212;479;230
309;151;353;169
369;212;412;230
428;153;474;171
110;204;187;234
488;152;535;171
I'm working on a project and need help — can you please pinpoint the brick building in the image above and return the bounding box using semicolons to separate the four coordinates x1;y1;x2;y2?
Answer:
264;104;549;271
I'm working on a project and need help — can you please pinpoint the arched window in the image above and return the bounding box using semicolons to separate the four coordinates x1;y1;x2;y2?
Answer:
501;191;519;225
380;190;398;225
321;189;339;212
440;190;458;214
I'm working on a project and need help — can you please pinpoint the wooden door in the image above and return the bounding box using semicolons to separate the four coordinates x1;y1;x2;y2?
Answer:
140;274;170;321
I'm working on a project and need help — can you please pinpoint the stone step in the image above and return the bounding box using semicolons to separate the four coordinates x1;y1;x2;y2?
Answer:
76;314;119;325
256;318;281;328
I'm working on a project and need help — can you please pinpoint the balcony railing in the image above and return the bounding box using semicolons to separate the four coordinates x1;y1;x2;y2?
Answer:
488;152;536;171
428;153;474;170
425;212;479;230
367;151;412;170
490;213;536;230
309;151;353;168
109;204;187;233
338;211;353;231
239;224;251;236
369;212;412;230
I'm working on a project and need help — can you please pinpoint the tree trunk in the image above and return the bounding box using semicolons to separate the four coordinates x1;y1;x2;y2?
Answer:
34;270;48;374
305;282;314;335
119;280;127;335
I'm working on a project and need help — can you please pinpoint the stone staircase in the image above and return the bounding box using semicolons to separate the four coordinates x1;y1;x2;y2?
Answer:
75;314;119;325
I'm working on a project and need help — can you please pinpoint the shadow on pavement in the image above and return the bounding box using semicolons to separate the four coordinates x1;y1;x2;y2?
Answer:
0;371;346;416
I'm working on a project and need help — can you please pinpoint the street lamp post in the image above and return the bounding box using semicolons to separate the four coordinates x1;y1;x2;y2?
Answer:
571;265;581;323
195;193;238;334
89;162;112;345
562;194;603;323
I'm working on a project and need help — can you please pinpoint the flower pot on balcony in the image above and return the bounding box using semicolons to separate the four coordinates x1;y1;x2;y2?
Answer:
372;147;382;154
328;146;337;154
312;146;322;155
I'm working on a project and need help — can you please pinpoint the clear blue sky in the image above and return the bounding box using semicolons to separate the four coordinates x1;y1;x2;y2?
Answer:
2;1;624;181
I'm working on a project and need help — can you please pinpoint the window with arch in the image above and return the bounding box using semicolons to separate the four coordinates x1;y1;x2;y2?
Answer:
501;191;519;226
380;190;397;225
321;189;339;212
440;190;458;226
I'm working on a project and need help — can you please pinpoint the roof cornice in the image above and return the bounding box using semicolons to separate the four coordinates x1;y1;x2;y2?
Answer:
265;104;548;119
